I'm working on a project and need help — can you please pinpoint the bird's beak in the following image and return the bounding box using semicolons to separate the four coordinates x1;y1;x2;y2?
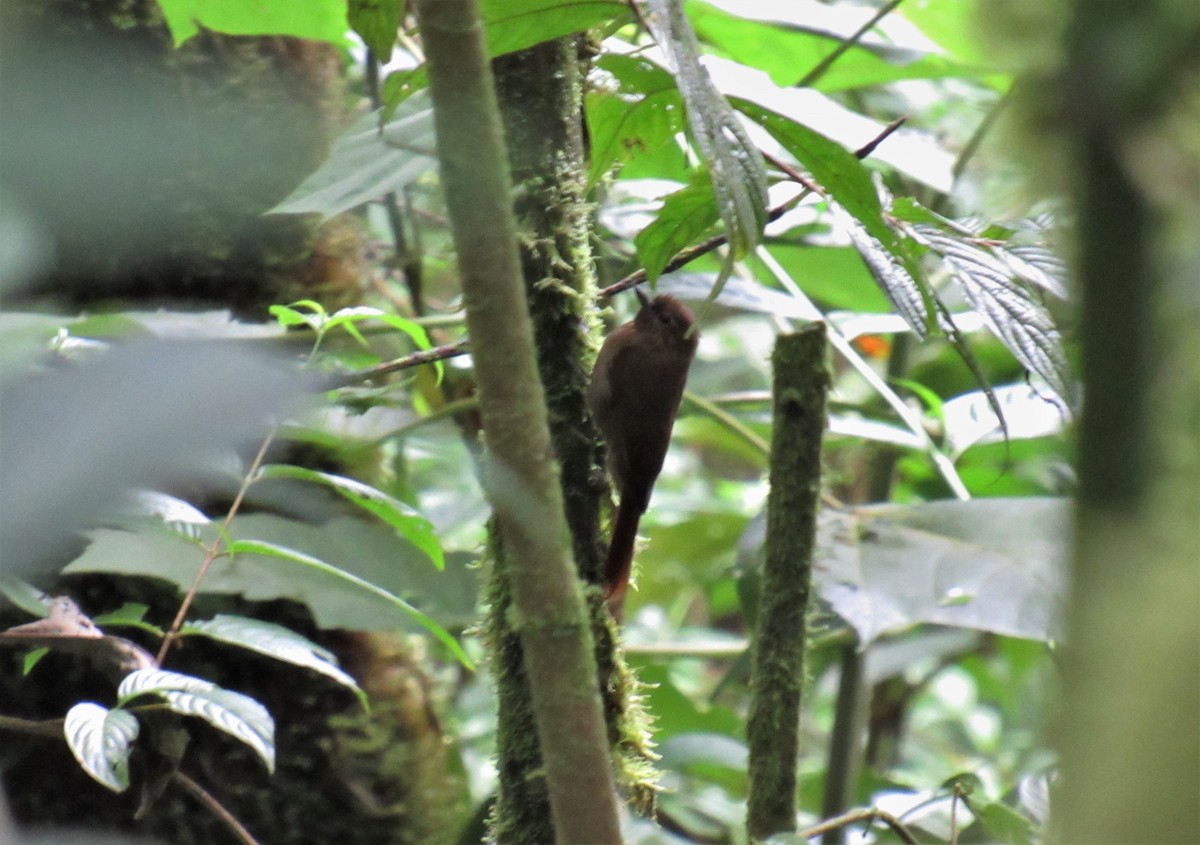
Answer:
635;287;650;307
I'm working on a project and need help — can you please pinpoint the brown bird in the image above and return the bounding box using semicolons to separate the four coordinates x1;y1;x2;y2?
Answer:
588;288;698;608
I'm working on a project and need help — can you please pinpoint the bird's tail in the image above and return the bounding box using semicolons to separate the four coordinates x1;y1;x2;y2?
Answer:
604;501;643;610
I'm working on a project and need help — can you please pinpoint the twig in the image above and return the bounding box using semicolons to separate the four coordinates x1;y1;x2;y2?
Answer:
683;390;769;456
0;714;63;738
597;117;907;299
796;0;910;89
800;807;919;845
322;338;470;390
156;432;276;665
173;770;263;845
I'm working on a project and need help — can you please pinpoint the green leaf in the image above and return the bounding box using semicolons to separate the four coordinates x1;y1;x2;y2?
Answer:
325;306;434;353
733;98;895;251
635;179;720;283
182;615;367;707
815;498;1071;646
223;538;471;668
479;0;630;58
587;54;687;186
118;669;275;773
270;95;438;220
0;577;51;618
154;0;349;47
644;0;768;258
687;0;990;92
62;519;476;654
256;464;444;570
22;647;49;675
64;703;139;793
967;798;1039;844
348;0;402;57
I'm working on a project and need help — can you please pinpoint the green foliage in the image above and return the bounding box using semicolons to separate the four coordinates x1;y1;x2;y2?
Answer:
154;0;349;46
0;0;1082;841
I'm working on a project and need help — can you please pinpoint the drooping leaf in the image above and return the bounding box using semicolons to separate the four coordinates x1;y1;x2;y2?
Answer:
688;0;990;92
734;98;895;250
154;0;349;47
644;0;769;260
815;498;1071;646
64;703;140;792
270;95;438;220
912;225;1072;405
62;518;477;655
634;179;721;283
223;538;470;667
182;615;367;707
118;669;275;773
0;577;51;618
348;0;403;57
480;0;630;59
255;464;444;570
839;211;931;337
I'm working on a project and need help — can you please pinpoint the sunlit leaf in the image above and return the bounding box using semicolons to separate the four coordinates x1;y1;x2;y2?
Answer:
734;98;894;250
223;539;470;667
255;464;444;570
64;703;139;792
155;0;348;47
480;0;630;58
118;669;275;773
587;54;687;186
182;614;367;707
912;225;1072;405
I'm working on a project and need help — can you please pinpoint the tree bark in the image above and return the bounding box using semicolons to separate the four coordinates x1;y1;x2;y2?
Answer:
412;2;623;843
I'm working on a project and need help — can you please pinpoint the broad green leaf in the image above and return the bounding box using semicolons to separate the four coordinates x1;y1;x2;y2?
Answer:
763;243;890;312
644;0;768;259
182;615;367;707
968;798;1039;844
348;0;403;57
64;703;139;793
0;577;50;618
814;498;1071;646
224;539;470;667
270;95;438;220
587;54;687;186
479;0;629;58
634;180;720;283
733;98;895;251
62;520;477;655
255;464;444;570
118;669;275;773
154;0;348;47
687;0;988;92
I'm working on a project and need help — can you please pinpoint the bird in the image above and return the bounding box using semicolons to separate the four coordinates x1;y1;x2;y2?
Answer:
587;288;698;608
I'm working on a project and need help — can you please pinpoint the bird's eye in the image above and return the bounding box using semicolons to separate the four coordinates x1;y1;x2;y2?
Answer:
658;311;671;325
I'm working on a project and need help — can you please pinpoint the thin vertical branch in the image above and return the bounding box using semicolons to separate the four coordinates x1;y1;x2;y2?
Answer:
411;0;622;842
746;324;830;839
